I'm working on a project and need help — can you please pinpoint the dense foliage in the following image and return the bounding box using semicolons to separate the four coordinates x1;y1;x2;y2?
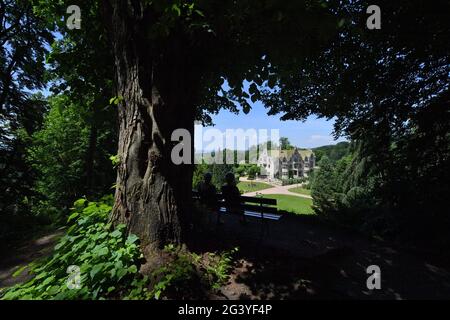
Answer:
1;196;148;300
0;0;51;241
27;95;117;222
312;142;350;162
0;95;47;242
266;0;450;245
152;245;237;299
1;196;236;300
281;177;307;186
193;162;235;190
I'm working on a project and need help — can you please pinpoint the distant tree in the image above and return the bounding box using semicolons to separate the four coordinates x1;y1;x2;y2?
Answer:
0;0;52;232
193;162;234;190
28;95;117;219
311;156;336;214
233;165;247;177
313;142;350;162
35;0;116;193
247;165;261;180
263;0;450;241
0;93;47;241
211;164;235;188
279;137;294;150
0;0;51;117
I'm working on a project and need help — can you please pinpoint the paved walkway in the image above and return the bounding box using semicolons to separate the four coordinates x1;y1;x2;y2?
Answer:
242;182;312;199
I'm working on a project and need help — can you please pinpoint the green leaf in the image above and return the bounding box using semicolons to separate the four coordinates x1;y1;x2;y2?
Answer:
110;229;122;238
128;265;138;274
109;96;123;106
117;267;127;280
195;9;204;17
90;264;104;279
72;198;87;210
41;275;55;286
67;211;79;222
126;234;139;244
109;154;120;166
47;285;60;295
35;271;48;280
98;246;109;256
12;265;28;278
171;4;181;16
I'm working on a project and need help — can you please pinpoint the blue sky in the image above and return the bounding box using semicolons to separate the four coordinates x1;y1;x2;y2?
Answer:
195;100;346;151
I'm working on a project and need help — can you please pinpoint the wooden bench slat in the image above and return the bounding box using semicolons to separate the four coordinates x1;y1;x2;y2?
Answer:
239;196;277;205
193;190;277;205
217;203;278;214
215;201;278;213
241;204;278;214
218;208;282;220
244;211;282;220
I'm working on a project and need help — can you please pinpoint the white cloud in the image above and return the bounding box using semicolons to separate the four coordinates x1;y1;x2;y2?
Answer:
309;134;334;142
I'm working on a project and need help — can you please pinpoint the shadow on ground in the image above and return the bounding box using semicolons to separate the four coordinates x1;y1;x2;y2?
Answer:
188;209;450;300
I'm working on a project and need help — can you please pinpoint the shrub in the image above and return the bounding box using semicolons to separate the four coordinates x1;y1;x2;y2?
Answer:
281;177;306;186
247;165;260;179
151;245;238;299
1;195;150;300
1;196;238;300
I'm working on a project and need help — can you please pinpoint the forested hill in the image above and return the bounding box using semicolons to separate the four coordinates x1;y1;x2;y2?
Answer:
312;142;350;162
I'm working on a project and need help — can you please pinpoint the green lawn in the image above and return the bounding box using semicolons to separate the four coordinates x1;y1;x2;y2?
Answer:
237;181;272;193
262;194;314;215
287;186;311;196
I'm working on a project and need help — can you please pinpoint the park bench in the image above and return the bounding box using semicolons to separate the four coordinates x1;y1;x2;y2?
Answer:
192;190;282;234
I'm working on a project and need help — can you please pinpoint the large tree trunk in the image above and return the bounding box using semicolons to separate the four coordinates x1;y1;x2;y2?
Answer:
103;1;196;264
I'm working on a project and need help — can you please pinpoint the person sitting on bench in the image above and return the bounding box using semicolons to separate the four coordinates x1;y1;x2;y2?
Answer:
197;172;217;210
221;172;247;224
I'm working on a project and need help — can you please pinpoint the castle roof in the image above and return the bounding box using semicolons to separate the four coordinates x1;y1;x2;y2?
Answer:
266;148;314;159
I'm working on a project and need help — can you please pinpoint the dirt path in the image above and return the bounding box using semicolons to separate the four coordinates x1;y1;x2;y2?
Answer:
200;211;450;300
0;229;65;291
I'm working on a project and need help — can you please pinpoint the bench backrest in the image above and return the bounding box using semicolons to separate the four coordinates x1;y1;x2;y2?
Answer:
192;190;278;214
238;195;278;215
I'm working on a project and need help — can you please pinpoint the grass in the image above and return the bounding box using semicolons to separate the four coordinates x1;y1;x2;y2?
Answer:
261;194;314;215
237;181;272;193
287;186;311;196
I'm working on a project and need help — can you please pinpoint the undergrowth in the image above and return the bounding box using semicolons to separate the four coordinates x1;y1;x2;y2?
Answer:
152;244;238;299
1;195;237;300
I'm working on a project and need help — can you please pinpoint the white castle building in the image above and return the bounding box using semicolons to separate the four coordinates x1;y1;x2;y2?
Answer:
257;148;315;180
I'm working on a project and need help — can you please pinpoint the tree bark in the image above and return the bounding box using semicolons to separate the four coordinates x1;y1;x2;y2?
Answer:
103;1;196;263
